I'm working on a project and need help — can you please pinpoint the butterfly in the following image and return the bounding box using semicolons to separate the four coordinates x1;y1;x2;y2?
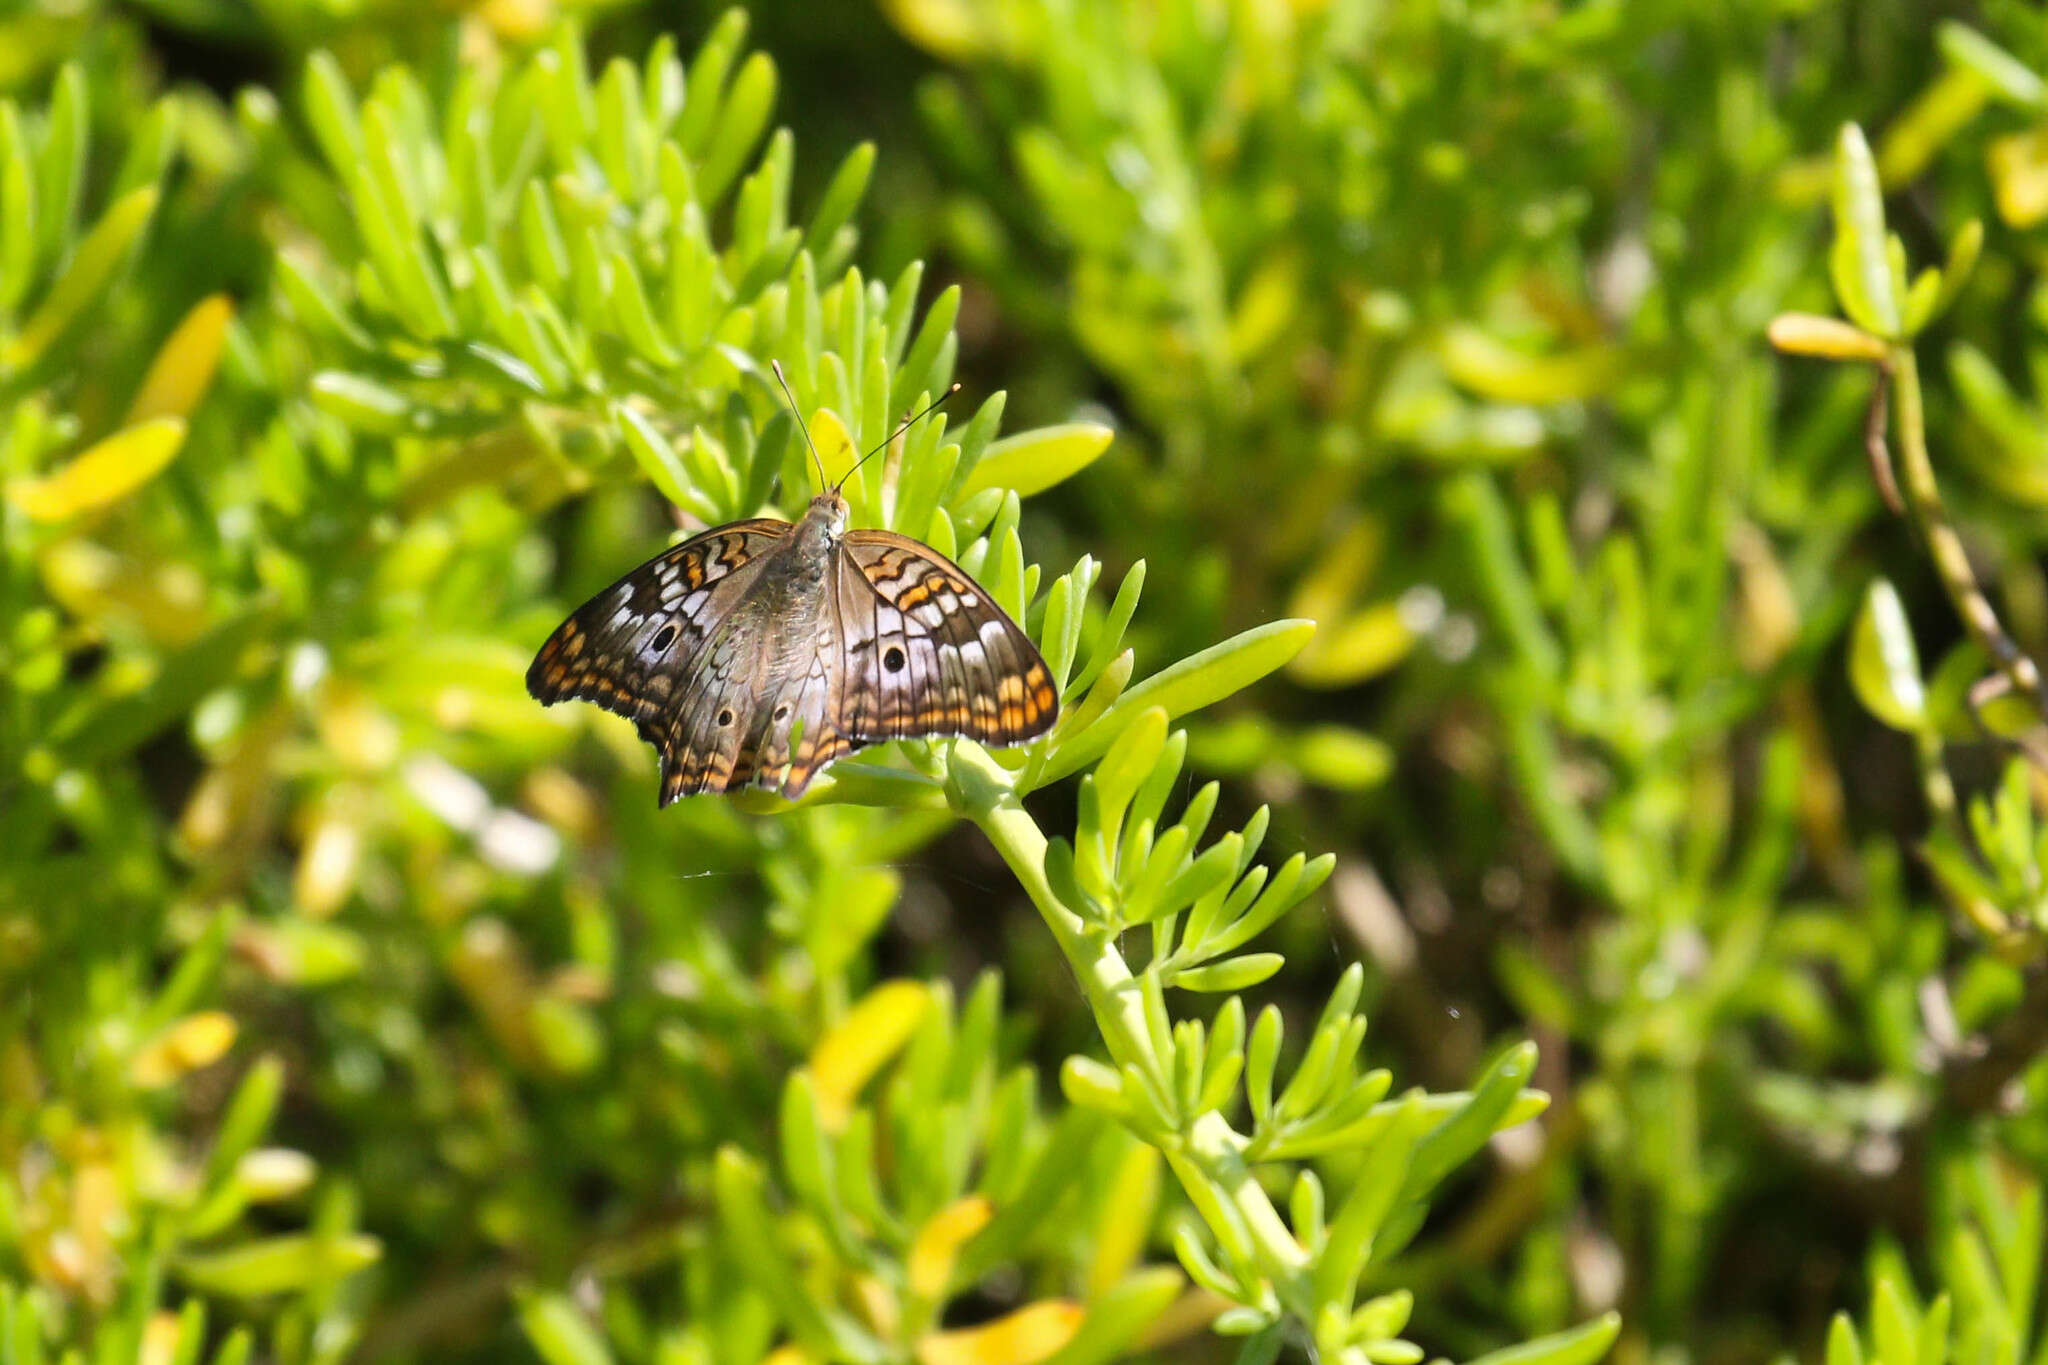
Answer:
526;368;1059;805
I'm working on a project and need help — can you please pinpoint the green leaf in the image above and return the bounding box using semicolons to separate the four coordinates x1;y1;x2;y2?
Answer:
1060;1055;1130;1118
697;52;777;208
611;405;704;518
1874;1278;1918;1365
1040;619;1315;785
779;1072;854;1258
203;1055;285;1188
1398;1042;1540;1207
1041;1267;1184;1365
1172;953;1284;992
1831;124;1901;337
1851;578;1926;732
805;141;875;262
1939;23;2048;109
1246;1006;1282;1128
1460;1314;1622;1365
34;64;86;271
677;7;749;158
960;422;1114;499
302;50;364;172
893;284;960;413
1313;1096;1426;1305
517;1290;617;1365
713;1147;887;1362
0;103;37;314
2;185;158;374
176;1234;381;1297
1093;706;1168;840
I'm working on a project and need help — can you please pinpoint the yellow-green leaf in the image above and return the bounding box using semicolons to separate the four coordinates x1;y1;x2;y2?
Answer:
128;294;236;423
961;423;1113;499
1832;124;1900;336
176;1233;381;1297
7;417;187;522
2;184;159;373
1042;620;1315;785
810;980;931;1127
1850;578;1926;732
1988;129;2048;229
1766;313;1889;363
909;1195;993;1301
919;1301;1084;1365
1437;325;1618;403
1289;603;1416;688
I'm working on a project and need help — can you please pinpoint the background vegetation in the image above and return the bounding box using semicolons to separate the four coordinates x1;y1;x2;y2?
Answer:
3;1;2048;1362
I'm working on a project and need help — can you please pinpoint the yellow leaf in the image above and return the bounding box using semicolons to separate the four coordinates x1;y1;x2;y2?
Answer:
132;1010;237;1087
1288;602;1416;688
961;423;1113;499
909;1195;993;1301
760;1348;817;1365
1229;254;1301;362
140;1311;183;1365
1437;324;1618;403
128;294;235;422
7;417;187;522
810;980;930;1128
1287;519;1384;626
234;1148;316;1202
809;406;860;491
295;813;363;917
878;0;995;60
1766;313;1888;362
1990;129;2048;228
917;1302;1084;1365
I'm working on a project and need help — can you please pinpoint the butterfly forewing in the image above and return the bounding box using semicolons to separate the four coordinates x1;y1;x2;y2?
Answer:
526;518;789;734
528;498;1058;806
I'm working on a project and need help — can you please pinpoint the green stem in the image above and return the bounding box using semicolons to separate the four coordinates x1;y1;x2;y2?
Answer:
1888;348;2048;722
950;743;1314;1316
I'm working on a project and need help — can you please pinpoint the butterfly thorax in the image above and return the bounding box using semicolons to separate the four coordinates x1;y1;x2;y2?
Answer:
789;492;849;563
749;493;845;628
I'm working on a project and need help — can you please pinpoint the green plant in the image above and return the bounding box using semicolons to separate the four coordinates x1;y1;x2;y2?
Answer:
0;14;1617;1364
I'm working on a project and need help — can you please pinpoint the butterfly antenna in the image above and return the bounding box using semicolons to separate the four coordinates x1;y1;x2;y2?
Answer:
770;360;830;494
834;383;963;492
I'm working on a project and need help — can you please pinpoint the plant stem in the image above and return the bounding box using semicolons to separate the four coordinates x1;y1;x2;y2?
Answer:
1887;348;2048;722
950;743;1314;1317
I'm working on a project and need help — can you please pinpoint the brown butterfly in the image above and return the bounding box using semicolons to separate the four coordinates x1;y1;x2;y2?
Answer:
526;369;1058;804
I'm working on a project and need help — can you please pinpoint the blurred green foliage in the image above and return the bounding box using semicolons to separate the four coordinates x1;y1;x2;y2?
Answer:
4;1;2048;1363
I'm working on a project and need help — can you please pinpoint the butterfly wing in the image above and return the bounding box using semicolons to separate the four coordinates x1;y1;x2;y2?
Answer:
526;518;791;771
528;516;1058;806
833;529;1059;757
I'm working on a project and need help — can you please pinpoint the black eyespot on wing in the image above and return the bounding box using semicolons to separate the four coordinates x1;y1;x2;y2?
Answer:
883;645;906;673
717;708;734;726
773;703;789;720
650;622;679;653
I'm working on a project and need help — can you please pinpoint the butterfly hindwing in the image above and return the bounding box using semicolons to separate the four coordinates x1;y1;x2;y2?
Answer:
837;530;1059;750
526;517;790;742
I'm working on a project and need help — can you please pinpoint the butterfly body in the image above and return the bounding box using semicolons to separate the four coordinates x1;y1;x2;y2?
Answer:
527;491;1058;804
